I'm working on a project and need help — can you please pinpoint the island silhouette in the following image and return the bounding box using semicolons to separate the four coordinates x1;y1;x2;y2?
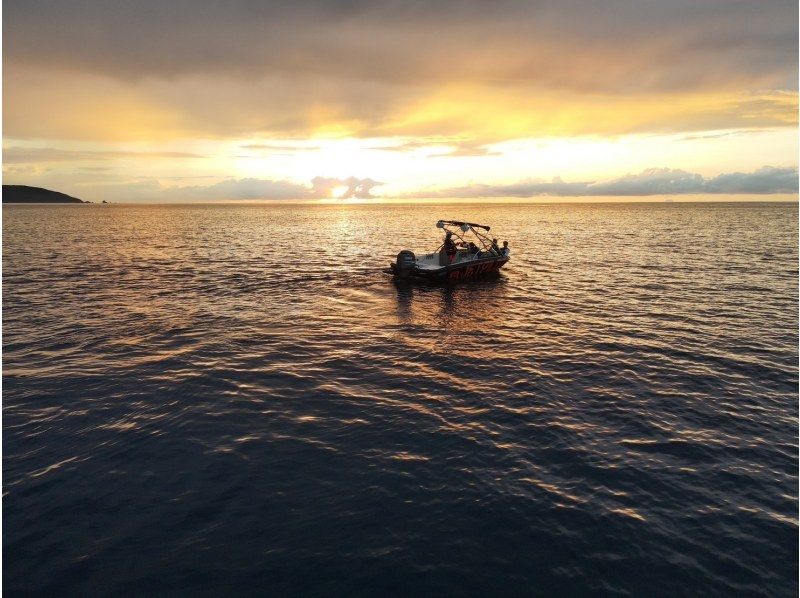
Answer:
3;185;86;203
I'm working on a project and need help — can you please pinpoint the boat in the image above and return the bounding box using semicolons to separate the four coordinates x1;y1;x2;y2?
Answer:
386;220;510;282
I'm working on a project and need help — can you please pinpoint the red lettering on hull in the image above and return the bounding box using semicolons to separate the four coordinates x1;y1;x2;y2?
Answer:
446;260;503;281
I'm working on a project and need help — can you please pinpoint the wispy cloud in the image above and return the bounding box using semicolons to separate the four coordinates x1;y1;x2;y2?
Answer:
2;146;205;163
239;144;320;152
370;139;501;158
679;129;756;141
431;142;502;158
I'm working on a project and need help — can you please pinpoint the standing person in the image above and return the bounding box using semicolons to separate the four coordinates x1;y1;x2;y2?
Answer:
491;238;501;255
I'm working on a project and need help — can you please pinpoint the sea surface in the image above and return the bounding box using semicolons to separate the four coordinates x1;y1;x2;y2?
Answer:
3;202;798;596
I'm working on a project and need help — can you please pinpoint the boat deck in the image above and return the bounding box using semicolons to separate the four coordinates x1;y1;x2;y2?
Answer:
415;249;501;270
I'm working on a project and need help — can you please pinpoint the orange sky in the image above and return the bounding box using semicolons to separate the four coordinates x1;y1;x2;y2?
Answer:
3;0;798;201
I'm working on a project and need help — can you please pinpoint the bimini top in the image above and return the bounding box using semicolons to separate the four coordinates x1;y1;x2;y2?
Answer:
436;219;491;232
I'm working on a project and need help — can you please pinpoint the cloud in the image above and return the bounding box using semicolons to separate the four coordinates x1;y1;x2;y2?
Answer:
679;129;756;141
370;139;501;157
5;164;794;202
433;145;502;159
165;178;315;201
2;146;205;163
3;0;797;141
311;176;382;199
128;177;381;202
702;166;799;194
590;166;798;195
239;144;320;152
370;140;447;152
6;1;796;91
407;166;798;198
587;169;707;196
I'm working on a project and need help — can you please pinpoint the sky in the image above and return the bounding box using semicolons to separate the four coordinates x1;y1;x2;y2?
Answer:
3;0;798;202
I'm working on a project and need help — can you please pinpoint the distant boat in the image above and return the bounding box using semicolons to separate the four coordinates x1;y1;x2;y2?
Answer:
2;185;85;204
386;220;510;282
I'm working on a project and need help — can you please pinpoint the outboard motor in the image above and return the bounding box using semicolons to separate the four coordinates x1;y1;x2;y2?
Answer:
394;250;416;278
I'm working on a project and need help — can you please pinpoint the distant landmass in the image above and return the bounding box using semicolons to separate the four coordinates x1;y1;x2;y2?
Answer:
3;185;85;204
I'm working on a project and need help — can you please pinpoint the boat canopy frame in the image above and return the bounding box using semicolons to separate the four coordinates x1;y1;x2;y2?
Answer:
435;219;496;253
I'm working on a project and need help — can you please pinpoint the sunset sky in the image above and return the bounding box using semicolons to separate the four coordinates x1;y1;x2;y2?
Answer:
3;0;798;202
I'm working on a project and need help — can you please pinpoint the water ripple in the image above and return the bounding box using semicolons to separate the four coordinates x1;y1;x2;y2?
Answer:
3;202;798;595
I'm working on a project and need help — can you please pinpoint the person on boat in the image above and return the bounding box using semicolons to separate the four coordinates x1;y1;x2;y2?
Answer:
467;242;480;254
502;241;510;256
491;239;501;255
442;231;457;264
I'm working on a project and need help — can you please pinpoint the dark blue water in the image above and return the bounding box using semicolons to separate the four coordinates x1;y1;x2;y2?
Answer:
4;202;798;596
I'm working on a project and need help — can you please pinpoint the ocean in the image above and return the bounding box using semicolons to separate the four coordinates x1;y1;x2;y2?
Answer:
3;201;798;595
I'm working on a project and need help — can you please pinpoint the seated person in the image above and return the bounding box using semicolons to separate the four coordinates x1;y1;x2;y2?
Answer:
490;238;501;255
467;242;479;254
502;241;510;256
440;231;457;264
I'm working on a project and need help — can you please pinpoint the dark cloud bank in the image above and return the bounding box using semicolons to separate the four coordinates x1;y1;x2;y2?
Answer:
6;0;796;91
4;0;797;140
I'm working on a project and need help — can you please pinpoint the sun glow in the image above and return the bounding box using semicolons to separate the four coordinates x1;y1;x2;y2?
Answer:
331;185;350;198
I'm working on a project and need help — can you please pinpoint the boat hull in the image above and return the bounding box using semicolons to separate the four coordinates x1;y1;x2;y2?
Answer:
388;255;508;282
